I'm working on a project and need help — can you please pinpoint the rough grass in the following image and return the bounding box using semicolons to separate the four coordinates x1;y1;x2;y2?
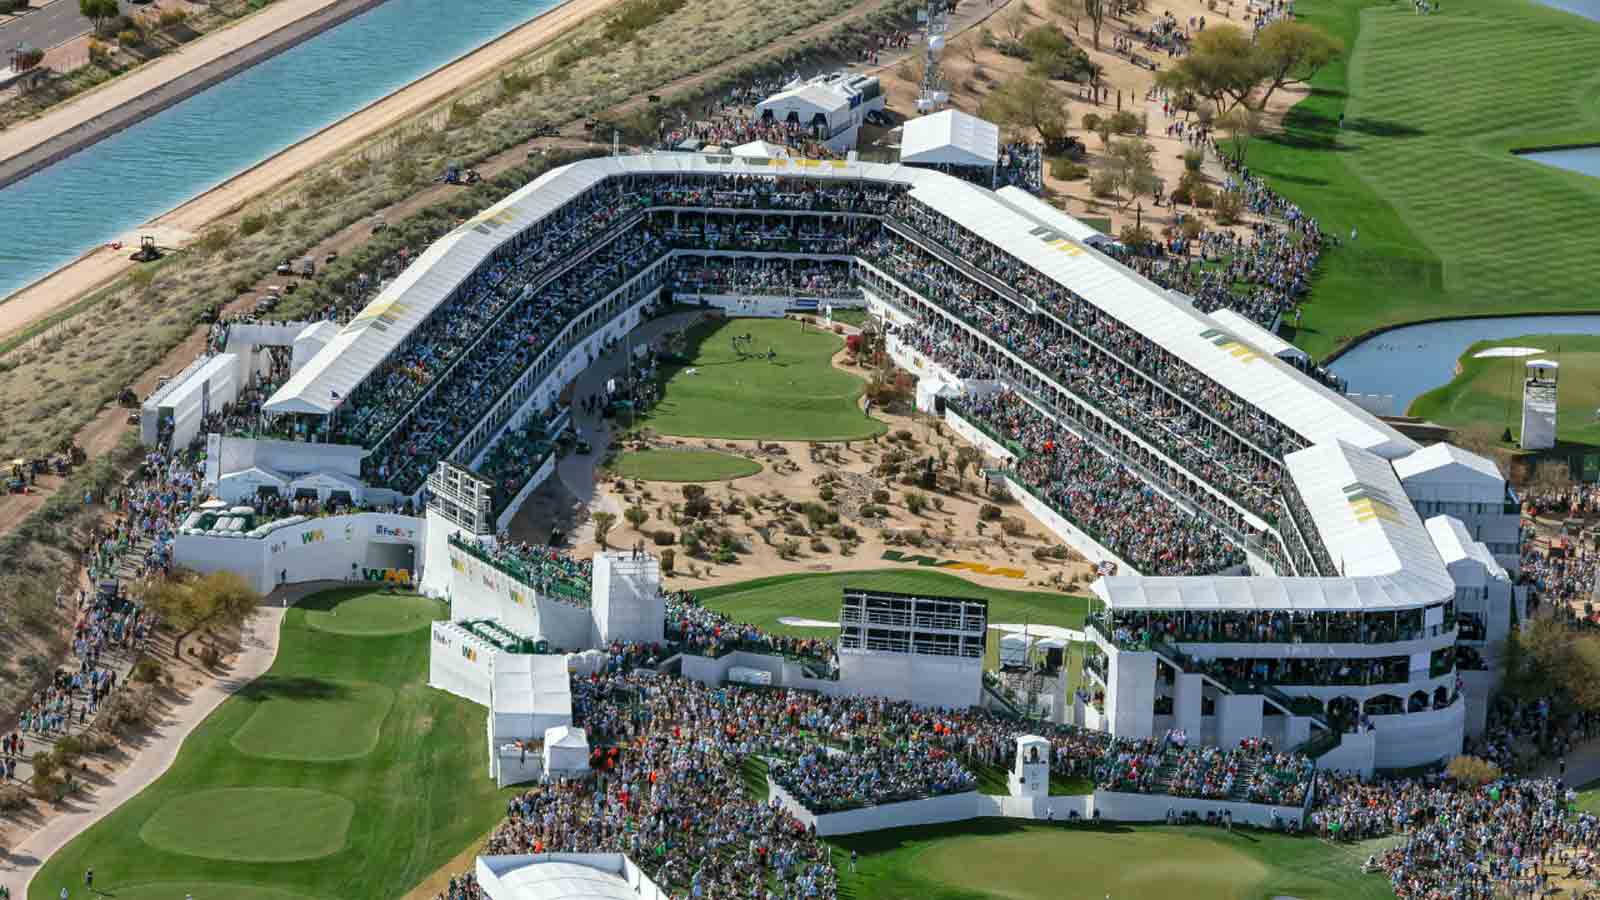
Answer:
607;448;763;481
1409;334;1600;449
27;588;511;900
638;318;886;441
831;820;1395;900
1254;0;1600;359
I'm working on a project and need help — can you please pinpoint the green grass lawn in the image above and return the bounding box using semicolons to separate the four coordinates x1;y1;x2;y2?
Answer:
1253;0;1600;360
639;317;885;441
607;448;763;482
695;569;1088;669
30;588;509;900
1409;334;1600;447
832;820;1394;900
826;308;871;327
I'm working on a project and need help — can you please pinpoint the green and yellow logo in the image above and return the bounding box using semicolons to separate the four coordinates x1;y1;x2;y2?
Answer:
1343;482;1401;524
1199;328;1265;364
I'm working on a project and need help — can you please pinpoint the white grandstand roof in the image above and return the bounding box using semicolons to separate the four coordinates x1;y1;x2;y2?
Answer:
1095;574;1442;613
1283;441;1452;594
267;153;1414;468
900;109;999;168
494;861;638;900
1208;308;1308;364
992;186;1107;243
904;179;1420;459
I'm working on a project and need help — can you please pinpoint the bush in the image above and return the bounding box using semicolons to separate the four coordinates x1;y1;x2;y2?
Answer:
0;784;28;812
1090;172;1118;199
859;504;889;519
1080;112;1101;133
980;503;1003;521
894;429;914;442
1119;224;1154;249
132;658;162;684
828;523;859;542
905;492;928;514
660;548;675;573
1213;190;1245;225
1183;149;1204;173
809;538;829;554
714;547;737;565
1000;516;1028;537
653;529;675;546
118;28;141;47
819;485;835;502
239;213;268;237
778;539;801;560
1109;110;1142;135
872;488;890;504
1050;157;1088;181
1446;755;1501;785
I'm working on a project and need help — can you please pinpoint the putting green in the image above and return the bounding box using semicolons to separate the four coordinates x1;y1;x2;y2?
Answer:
304;592;437;636
231;677;394;761
919;829;1266;899
108;883;329;900
608;449;762;482
139;788;354;862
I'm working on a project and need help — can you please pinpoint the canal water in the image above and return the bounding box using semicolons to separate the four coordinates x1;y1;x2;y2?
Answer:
1519;147;1600;179
1535;0;1600;23
0;0;561;300
1328;315;1600;415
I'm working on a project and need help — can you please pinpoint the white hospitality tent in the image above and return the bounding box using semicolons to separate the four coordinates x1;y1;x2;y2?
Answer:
899;109;1000;170
542;724;590;775
490;654;573;740
731;140;789;159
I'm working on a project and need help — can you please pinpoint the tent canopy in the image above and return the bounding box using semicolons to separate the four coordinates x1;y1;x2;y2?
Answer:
900;110;1000;168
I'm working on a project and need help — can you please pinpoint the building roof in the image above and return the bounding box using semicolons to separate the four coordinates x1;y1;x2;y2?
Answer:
731;140;788;158
1282;440;1453;597
903;179;1420;459
495;861;638;900
992;186;1106;243
1425;515;1506;581
900;109;999;168
492;654;573;718
1095;574;1449;612
756;82;850;117
1393;442;1504;485
1208;308;1308;364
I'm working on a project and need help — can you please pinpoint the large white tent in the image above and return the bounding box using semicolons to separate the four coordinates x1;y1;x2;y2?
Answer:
543;724;590;775
491;654;573;740
899;109;999;169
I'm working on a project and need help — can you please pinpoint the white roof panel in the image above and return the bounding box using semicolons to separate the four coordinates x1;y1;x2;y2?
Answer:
900;109;1000;167
1093;573;1425;612
1209;308;1308;364
498;861;638;900
1393;442;1503;484
906;179;1418;459
993;186;1105;243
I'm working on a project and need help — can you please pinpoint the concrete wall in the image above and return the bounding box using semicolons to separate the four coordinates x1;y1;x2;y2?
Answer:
837;650;982;710
174;511;424;594
1370;699;1466;770
592;553;665;645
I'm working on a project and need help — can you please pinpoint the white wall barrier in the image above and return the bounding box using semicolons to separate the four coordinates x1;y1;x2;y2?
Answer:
174;512;425;595
1004;474;1134;573
428;622;501;706
442;544;594;650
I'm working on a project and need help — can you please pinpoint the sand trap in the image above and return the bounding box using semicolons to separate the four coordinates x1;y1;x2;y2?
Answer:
1473;346;1545;359
778;616;839;628
988;623;1085;643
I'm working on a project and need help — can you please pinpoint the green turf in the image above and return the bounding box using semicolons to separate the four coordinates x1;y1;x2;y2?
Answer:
639;317;886;441
29;588;511;900
231;678;396;761
1250;0;1600;360
302;591;440;636
139;788;355;862
695;569;1087;670
833;820;1395;900
827;308;871;327
1409;334;1600;447
607;448;763;482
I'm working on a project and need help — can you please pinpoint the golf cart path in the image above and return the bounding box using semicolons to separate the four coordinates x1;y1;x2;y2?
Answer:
7;605;286;898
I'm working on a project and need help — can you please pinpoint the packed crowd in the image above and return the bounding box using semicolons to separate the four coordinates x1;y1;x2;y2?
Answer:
958;389;1245;575
455;536;595;604
669;256;860;300
1523;542;1599;605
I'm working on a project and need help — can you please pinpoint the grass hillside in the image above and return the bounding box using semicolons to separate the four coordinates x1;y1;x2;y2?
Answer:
1409;333;1600;447
1253;0;1600;358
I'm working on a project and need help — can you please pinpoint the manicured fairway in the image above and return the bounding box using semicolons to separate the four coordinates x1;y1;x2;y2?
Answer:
639;317;885;441
834;820;1396;900
1254;0;1600;359
696;569;1088;669
1409;334;1600;447
29;589;510;900
608;448;763;482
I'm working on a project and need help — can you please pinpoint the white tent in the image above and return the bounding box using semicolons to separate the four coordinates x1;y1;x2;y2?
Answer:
732;140;789;159
288;469;365;504
899;109;1000;168
998;632;1032;667
542;724;590;775
491;654;573;740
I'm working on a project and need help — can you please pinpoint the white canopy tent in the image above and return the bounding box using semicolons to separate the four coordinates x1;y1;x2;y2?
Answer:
899;109;1000;169
731;140;789;159
491;654;573;740
542;724;590;775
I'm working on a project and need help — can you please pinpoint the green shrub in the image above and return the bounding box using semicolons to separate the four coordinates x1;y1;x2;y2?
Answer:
1214;191;1245;225
1109;110;1142;135
132;658;162;684
872;488;890;504
238;214;268;237
1050;157;1088;180
905;492;928;514
980;503;1003;521
1090;172;1118;198
653;529;675;546
809;537;829;554
1080;112;1101;133
1183;149;1204;173
818;485;835;502
1000;516;1028;537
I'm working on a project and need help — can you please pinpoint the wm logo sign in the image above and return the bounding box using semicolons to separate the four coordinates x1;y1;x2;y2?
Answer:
1199;328;1265;364
1343;482;1401;524
1027;225;1085;257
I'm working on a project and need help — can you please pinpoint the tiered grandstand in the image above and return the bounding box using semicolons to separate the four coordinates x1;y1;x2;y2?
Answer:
182;151;1526;773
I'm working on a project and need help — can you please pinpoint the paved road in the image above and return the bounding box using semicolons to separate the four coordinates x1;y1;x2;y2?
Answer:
0;0;142;53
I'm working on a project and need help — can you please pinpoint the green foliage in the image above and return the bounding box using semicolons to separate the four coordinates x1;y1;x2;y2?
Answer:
238;213;268;237
1050;157;1088;180
1212;190;1245;225
1020;25;1097;82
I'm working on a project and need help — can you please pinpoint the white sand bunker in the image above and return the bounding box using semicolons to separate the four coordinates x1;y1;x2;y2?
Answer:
1473;346;1544;359
778;617;839;628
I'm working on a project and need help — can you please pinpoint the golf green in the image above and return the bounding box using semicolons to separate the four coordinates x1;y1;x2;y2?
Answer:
139;788;354;862
1252;0;1600;359
835;820;1395;900
1409;334;1600;448
608;448;763;482
30;589;509;900
640;317;885;441
231;678;395;761
303;591;439;636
